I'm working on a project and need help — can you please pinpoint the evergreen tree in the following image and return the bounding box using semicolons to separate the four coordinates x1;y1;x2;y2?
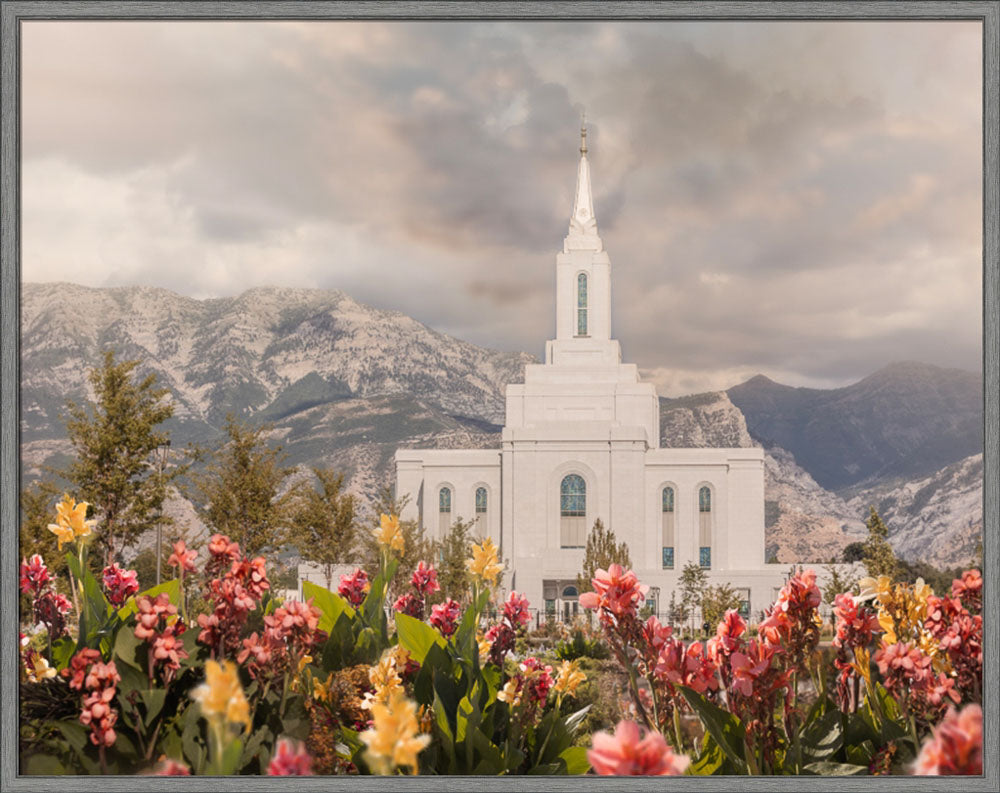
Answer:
435;517;478;602
576;518;632;593
287;468;359;590
193;414;294;556
862;506;897;580
19;479;65;577
842;542;866;563
667;590;688;628
700;583;743;631
679;562;708;629
822;563;858;607
63;350;176;563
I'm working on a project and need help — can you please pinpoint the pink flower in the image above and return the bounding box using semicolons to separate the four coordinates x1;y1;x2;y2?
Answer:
710;609;746;659
875;641;931;680
410;561;440;596
951;569;982;613
502;591;531;629
833;592;880;649
579;564;649;619
264;598;325;656
20;555;50;595
101;563;140;607
167;541;198;576
520;657;554;703
267;738;314;775
134;592;177;640
338;567;370;607
913;704;982;775
588;720;690;776
429;598;462;637
729;639;784;699
152;758;191;775
653;638;719;695
642;615;673;654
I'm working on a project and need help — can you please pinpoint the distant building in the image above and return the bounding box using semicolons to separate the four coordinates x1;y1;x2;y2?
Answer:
395;126;787;621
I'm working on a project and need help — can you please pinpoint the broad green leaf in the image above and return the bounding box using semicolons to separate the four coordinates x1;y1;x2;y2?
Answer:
50;636;76;670
689;736;728;775
846;739;876;766
141;688;167;727
113;624;144;670
800;705;843;763
564;703;592;736
116;579;179;620
396;612;446;665
559;745;590;775
23;754;69;775
803;761;868;775
678;685;747;773
303;580;355;633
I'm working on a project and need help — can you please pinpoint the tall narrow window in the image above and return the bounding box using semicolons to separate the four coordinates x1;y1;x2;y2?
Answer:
699;485;712;569
439;486;452;538
576;273;588;336
661;486;675;569
560;474;587;548
475;486;488;534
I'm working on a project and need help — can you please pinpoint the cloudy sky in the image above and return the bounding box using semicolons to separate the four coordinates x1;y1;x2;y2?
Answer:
21;20;982;395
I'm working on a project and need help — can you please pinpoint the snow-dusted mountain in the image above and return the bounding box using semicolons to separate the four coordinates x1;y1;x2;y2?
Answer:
20;283;982;568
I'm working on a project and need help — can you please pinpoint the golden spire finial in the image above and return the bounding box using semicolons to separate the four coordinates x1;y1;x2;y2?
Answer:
580;111;588;155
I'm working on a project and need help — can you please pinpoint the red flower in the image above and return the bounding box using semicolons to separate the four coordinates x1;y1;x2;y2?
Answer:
20;555;50;596
338;567;370;607
33;591;72;638
429;598;462;637
913;704;982;775
392;592;423;619
267;738;314;775
502;591;531;629
64;650;120;748
101;563;140;607
588;720;690;776
410;561;440;596
167;541;198;576
484;622;515;666
833;592;880;649
520;657;555;703
264;598;325;657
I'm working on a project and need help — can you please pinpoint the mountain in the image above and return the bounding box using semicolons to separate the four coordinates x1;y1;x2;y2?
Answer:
727;362;983;492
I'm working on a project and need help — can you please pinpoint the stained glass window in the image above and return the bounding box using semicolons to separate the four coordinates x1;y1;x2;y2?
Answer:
576;273;588;336
475;487;487;513
662;546;674;569
439;487;451;513
700;546;711;568
699;486;712;512
662;486;674;512
560;474;586;516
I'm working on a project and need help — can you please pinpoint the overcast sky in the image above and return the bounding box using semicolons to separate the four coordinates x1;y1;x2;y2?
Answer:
21;21;982;395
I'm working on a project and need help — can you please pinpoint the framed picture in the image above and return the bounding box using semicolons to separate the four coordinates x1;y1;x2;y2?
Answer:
2;2;996;789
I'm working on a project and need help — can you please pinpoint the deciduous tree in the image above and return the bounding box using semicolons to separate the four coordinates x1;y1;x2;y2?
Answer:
288;468;359;590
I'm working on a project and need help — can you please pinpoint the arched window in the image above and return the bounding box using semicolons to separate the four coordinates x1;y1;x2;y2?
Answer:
698;485;712;569
560;474;587;548
438;486;452;538
661;486;675;569
562;585;578;598
576;273;588;336
475;486;488;534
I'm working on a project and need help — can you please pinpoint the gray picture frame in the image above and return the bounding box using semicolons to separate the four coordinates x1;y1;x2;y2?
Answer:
1;1;997;791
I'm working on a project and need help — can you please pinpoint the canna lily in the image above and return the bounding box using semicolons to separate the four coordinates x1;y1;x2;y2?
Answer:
362;649;404;711
373;514;405;554
48;494;96;549
588;720;690;776
360;688;430;775
553;659;587;699
192;660;251;730
466;537;503;585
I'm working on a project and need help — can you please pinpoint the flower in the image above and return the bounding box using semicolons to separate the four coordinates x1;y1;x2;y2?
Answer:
48;494;95;548
496;678;522;707
20;555;50;595
359;689;430;775
466;537;503;585
553;659;587;699
268;738;314;775
913;704;982;775
579;564;649;619
373;513;405;554
587;720;690;776
27;653;57;682
708;609;746;662
192;660;251;730
502;591;531;629
429;598;462;637
361;649;404;710
338;568;371;607
951;569;982;613
151;757;191;775
410;561;440;596
393;592;423;618
167;541;198;576
101;563;140;607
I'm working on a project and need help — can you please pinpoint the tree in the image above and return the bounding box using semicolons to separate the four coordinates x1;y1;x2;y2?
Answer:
63;350;176;563
435;517;478;602
841;542;866;563
193;414;294;556
667;590;688;628
287;468;359;590
861;506;897;580
679;562;708;630
822;563;858;608
576;518;632;593
19;479;66;578
700;584;742;631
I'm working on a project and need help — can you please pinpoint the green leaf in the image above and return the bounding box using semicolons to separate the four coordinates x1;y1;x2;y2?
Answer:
689;735;730;775
113;624;144;670
559;745;590;775
803;761;869;775
117;579;179;620
845;740;876;766
23;754;70;775
564;704;592;736
678;685;747;773
50;636;76;671
303;580;354;633
140;688;167;727
800;704;843;763
396;612;447;665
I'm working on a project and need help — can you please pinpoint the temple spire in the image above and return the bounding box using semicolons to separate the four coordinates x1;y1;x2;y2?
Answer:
567;117;601;249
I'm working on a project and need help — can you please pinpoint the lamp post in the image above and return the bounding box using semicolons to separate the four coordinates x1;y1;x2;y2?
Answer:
155;440;171;586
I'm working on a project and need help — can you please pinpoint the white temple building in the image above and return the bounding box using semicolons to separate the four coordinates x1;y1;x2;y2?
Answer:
395;126;787;622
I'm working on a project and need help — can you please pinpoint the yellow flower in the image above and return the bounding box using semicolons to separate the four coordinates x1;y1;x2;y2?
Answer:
192;660;251;730
553;659;587;699
362;648;404;711
851;646;872;689
496;679;522;708
477;633;491;665
466;537;503;586
374;513;405;554
48;493;95;549
360;689;430;775
313;672;334;703
28;654;57;682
